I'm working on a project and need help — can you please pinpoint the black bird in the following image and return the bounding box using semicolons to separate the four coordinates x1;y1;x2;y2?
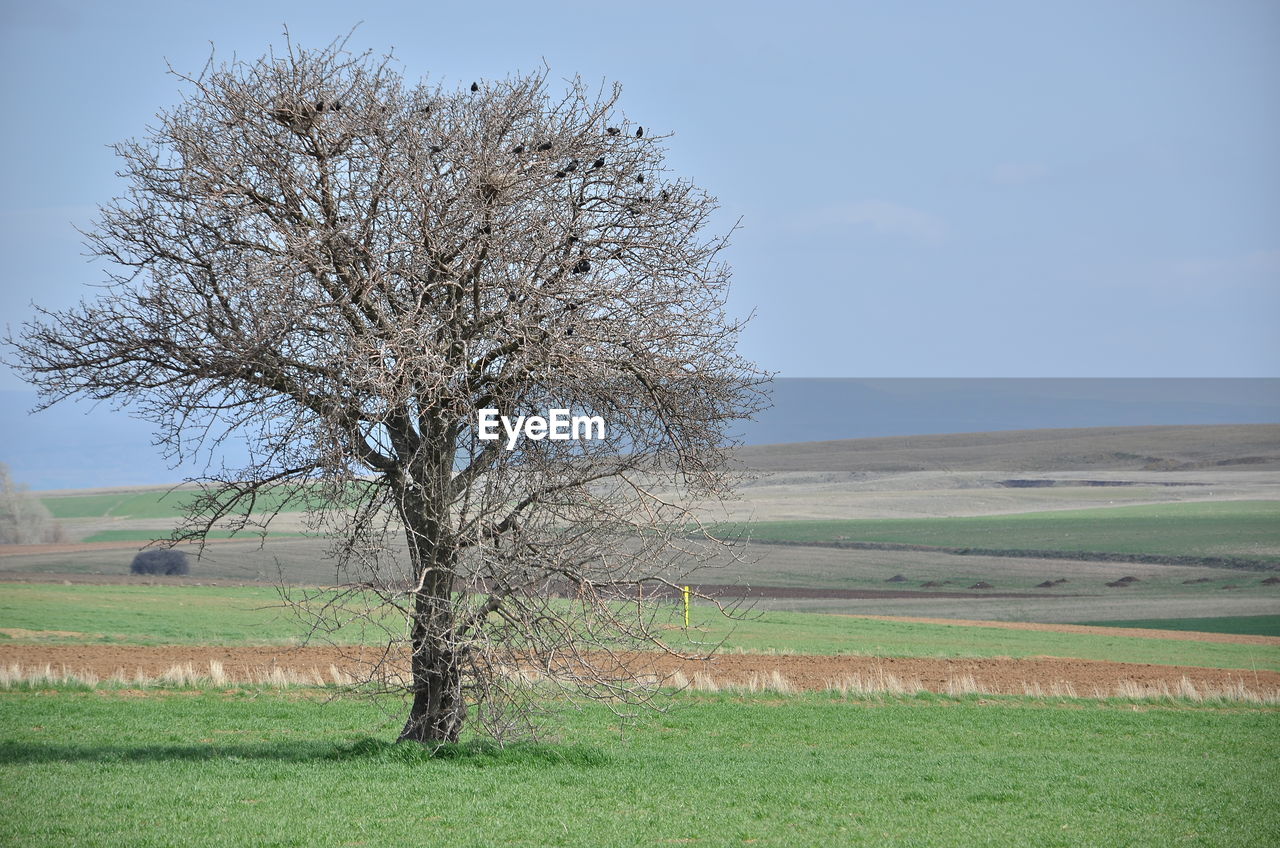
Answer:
315;100;325;111
555;170;567;179
591;158;604;169
635;174;644;184
572;258;591;274
332;101;342;111
512;144;525;154
430;145;442;154
537;141;553;151
660;189;670;201
478;224;492;235
567;235;579;244
566;326;575;337
471;82;479;92
606;127;620;136
636;126;644;137
565;159;579;173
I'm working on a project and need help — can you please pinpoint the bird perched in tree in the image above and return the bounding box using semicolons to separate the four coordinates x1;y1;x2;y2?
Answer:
606;127;620;136
315;100;325;111
660;189;670;201
636;126;644;138
537;141;553;151
512;144;525;154
566;326;575;337
471;82;479;92
478;224;492;235
635;174;644;184
591;158;604;169
332;101;342;111
555;170;567;179
565;159;579;173
572;258;591;274
430;145;442;154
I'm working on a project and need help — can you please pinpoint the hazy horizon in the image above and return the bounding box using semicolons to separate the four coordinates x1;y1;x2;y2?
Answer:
4;377;1276;491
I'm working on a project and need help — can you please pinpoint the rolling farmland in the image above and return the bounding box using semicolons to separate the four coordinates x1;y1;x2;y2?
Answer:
3;424;1278;846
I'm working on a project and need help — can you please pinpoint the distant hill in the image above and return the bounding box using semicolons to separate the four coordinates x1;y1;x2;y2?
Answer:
733;423;1280;474
2;378;1278;490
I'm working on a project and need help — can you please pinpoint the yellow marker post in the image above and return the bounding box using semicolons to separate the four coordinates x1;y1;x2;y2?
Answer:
682;585;691;629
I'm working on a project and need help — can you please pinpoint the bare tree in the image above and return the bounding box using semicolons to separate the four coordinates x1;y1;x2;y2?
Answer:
0;462;65;545
5;36;768;745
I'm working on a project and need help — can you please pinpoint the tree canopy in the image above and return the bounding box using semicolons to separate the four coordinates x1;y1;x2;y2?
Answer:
6;36;768;744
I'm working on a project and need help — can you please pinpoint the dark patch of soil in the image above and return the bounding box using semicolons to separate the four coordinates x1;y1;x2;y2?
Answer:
748;539;1278;572
996;479;1208;489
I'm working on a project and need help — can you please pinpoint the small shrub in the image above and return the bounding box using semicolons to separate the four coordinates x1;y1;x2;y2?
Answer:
130;549;190;575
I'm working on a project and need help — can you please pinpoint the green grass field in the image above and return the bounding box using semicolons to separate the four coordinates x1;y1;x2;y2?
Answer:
1075;615;1280;637
40;484;362;521
735;500;1280;560
0;689;1275;847
79;529;307;543
0;585;299;646
3;584;1277;671
41;490;202;520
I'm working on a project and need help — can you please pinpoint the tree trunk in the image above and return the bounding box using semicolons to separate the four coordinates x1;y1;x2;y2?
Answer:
399;617;466;744
397;482;465;745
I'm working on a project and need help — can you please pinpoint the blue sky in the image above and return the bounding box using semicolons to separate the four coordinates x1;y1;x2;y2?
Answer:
1;0;1277;384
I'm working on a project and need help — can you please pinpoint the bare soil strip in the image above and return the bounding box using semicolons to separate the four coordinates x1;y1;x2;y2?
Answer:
844;614;1280;647
682;583;1064;600
749;538;1278;572
4;645;1277;697
0;571;277;586
0;539;244;558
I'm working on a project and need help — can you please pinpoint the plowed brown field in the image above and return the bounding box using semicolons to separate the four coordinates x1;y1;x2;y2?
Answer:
4;644;1277;697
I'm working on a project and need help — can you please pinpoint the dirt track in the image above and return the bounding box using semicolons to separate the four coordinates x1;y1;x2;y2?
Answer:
0;539;243;558
3;644;1277;697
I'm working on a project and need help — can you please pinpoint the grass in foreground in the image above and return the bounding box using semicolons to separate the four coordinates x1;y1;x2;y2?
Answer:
0;689;1276;847
2;584;1278;671
734;500;1280;560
